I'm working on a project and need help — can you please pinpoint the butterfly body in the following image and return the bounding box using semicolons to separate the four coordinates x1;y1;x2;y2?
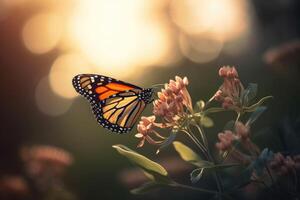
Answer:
72;74;153;134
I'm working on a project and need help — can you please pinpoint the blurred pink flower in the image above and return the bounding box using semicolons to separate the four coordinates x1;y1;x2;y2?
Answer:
294;154;300;169
263;40;300;70
214;66;244;110
215;130;237;151
135;116;165;147
216;130;251;164
235;121;250;139
0;176;29;198
21;145;73;178
269;153;300;176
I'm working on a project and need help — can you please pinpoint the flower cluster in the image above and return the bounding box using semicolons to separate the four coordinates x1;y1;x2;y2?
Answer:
215;130;237;151
269;153;300;176
135;116;165;147
215;122;260;165
21;145;73;178
115;66;300;199
215;122;251;152
0;176;29;199
214;66;244;110
135;76;192;147
153;76;192;121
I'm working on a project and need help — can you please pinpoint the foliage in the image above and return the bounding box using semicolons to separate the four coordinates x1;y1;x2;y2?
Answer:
113;66;300;199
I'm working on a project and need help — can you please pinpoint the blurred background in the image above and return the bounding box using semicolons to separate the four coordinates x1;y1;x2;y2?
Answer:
0;0;300;199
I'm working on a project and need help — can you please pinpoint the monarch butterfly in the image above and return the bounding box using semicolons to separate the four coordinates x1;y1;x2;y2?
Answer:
72;74;153;134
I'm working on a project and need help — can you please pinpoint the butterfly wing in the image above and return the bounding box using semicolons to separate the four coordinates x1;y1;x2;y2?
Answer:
72;74;147;133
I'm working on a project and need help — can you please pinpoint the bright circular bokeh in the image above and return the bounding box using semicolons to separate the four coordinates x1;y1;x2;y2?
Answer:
170;0;250;41
22;12;62;54
179;33;224;63
35;77;73;116
49;53;94;99
69;0;175;78
2;0;27;7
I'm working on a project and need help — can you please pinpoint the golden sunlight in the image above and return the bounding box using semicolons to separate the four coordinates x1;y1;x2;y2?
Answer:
69;0;174;78
35;77;73;116
49;53;94;99
22;12;62;54
170;0;250;41
179;32;223;63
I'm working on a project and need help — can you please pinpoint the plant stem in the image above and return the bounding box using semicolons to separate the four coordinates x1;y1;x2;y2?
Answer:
194;123;209;148
181;129;207;156
265;165;275;186
172;182;233;200
171;182;218;195
235;112;241;124
195;124;224;196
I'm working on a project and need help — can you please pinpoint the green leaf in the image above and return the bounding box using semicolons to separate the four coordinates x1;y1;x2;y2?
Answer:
204;107;227;114
156;130;177;154
241;83;258;106
243;96;272;113
190;163;241;183
246;106;267;126
113;145;169;182
200;116;214;128
247;148;274;177
204;163;242;170
173;141;212;168
223;120;235;131
130;181;165;194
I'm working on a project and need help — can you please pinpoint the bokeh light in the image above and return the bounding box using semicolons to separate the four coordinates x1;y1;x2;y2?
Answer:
35;77;73;116
1;0;27;7
179;32;223;63
69;0;175;78
22;12;62;54
170;0;250;41
49;53;94;99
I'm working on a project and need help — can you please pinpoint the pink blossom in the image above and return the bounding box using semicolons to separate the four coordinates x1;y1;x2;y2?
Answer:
214;66;244;110
153;76;192;125
0;176;29;198
136;76;191;148
235;121;250;140
269;153;300;176
20;145;73;178
215;130;237;151
135;116;165;148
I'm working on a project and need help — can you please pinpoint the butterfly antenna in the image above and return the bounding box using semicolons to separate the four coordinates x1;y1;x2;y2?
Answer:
151;83;165;88
149;84;165;100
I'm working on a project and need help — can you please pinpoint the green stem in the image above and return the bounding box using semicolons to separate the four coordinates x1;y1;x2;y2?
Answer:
193;123;209;148
181;129;207;156
195;124;224;195
172;182;233;200
265;165;275;186
235;112;241;124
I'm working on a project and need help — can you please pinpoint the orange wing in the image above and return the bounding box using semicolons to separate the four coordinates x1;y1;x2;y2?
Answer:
95;83;135;100
72;74;147;133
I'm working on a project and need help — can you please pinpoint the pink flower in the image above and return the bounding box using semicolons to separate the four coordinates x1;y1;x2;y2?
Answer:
20;145;73;178
216;130;252;164
153;76;192;126
269;153;300;176
214;66;244;110
215;130;237;151
135;116;165;148
235;121;250;140
0;176;29;198
294;155;300;169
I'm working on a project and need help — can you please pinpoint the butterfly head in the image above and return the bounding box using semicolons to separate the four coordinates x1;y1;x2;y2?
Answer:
139;88;154;104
